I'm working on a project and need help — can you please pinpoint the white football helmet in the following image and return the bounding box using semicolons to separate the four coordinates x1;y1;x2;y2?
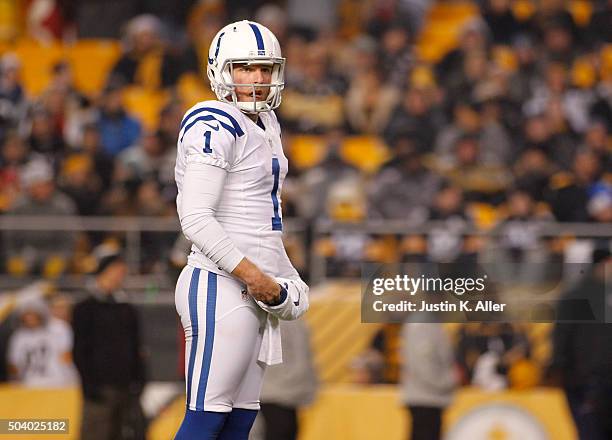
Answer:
206;20;285;114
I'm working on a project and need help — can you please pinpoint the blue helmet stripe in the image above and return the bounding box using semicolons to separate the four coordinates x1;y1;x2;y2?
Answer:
207;32;225;65
248;23;265;52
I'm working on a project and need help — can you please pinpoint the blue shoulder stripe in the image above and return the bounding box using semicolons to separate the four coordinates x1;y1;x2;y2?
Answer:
180;115;238;142
180;106;245;137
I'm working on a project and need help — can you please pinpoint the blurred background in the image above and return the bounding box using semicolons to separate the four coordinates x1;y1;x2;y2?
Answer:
0;0;610;439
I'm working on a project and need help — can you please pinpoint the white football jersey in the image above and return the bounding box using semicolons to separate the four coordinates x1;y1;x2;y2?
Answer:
7;319;77;388
175;100;298;280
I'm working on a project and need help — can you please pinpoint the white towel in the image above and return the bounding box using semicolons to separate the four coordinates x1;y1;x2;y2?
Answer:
258;314;283;365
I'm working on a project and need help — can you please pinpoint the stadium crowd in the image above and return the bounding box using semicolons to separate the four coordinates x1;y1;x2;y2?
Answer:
0;0;610;279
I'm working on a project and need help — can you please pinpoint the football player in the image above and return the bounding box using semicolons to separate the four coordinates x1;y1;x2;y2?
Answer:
174;20;309;439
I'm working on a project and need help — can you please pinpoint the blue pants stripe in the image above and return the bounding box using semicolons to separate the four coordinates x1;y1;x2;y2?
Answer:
186;267;201;408
196;272;218;410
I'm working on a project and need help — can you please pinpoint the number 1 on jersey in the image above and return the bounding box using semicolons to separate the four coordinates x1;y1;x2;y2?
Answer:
271;158;282;231
203;131;213;153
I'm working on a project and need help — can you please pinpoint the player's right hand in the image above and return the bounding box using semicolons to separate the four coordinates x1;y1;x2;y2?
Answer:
232;258;281;304
246;273;282;304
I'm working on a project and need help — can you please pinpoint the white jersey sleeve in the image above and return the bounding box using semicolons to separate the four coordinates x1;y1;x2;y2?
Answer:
178;162;245;273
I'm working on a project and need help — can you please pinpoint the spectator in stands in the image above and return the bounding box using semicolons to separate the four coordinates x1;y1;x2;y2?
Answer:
551;246;612;440
446;49;490;105
108;14;183;89
4;159;77;278
157;100;183;151
48;294;79;385
493;188;552;282
398;0;433;33
281;39;346;133
426;183;470;263
28;107;65;164
587;183;612;224
0;54;28;138
384;87;440;151
457;323;531;389
436;18;489;88
345;67;398;134
434;134;511;202
77;122;114;189
295;131;359;221
539;17;578;66
548;149;603;221
7;297;77;387
25;0;74;43
0;131;29;213
478;93;515;164
520;112;574;169
58;153;104;216
512;148;555;202
46;61;90;148
117;130;174;189
507;34;539;106
524;61;591;135
259;320;318;440
435;101;480;164
481;0;524;45
47;61;87;107
401;323;457;440
379;24;414;89
96;84;141;157
581;120;611;170
39;82;78;144
368;138;440;223
72;253;146;440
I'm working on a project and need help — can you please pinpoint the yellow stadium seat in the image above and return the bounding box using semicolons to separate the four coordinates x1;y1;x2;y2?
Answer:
415;1;479;63
512;0;536;22
410;64;437;89
176;72;215;109
0;0;20;42
13;40;64;96
340;136;391;174
569;0;593;27
492;45;518;73
468;202;500;230
122;86;169;130
572;56;597;89
66;40;121;96
288;135;327;170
